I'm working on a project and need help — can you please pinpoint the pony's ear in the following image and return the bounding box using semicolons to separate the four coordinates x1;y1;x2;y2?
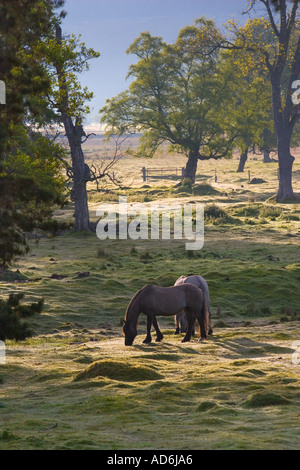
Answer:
122;319;126;326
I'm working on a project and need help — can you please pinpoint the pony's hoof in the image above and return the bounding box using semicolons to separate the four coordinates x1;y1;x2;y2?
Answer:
155;336;163;342
143;338;152;344
199;337;206;343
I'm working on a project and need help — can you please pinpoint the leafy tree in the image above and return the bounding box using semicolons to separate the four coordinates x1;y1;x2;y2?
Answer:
256;121;278;162
220;45;272;172
222;0;300;201
0;0;67;270
0;0;64;154
2;125;65;194
0;126;66;270
100;19;235;183
220;18;279;171
40;24;100;231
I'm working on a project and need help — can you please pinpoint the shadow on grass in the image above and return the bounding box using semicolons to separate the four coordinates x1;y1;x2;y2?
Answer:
211;336;294;359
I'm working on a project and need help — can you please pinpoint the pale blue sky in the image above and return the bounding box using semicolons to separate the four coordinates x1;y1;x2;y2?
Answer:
61;0;248;126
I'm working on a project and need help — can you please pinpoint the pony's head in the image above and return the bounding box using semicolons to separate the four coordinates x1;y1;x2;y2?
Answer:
122;319;137;346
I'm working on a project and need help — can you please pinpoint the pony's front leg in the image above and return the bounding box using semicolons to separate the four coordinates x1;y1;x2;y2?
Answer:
181;310;194;343
174;314;180;335
143;315;152;344
153;316;163;342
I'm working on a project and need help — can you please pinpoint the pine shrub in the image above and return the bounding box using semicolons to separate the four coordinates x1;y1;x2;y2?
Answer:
0;293;43;341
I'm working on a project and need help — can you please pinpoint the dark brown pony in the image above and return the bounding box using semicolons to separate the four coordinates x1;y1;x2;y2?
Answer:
122;284;209;346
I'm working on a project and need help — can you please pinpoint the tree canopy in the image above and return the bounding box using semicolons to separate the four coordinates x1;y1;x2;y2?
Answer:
222;0;300;201
219;19;277;171
0;0;65;152
100;18;235;182
0;0;67;269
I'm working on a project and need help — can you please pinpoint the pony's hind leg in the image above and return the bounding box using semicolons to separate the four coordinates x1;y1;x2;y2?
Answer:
175;311;186;334
195;308;207;342
153;316;163;342
199;317;207;342
181;310;194;343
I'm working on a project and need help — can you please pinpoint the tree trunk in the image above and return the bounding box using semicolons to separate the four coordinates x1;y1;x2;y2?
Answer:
263;149;272;163
237;148;248;172
184;149;198;183
55;25;91;231
276;130;296;202
72;147;90;231
271;73;298;202
63;115;91;231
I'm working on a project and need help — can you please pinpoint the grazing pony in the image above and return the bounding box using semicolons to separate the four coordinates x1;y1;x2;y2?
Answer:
122;284;209;346
174;275;213;336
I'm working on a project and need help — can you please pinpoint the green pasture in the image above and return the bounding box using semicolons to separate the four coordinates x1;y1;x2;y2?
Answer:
0;155;300;450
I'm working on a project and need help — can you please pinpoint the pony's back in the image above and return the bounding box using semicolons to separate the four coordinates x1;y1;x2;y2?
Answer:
175;275;210;301
174;274;212;335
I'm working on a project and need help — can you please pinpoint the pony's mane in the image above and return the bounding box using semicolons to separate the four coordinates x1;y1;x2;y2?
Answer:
128;284;151;305
124;285;152;323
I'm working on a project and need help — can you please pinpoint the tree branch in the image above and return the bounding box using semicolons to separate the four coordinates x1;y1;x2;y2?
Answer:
287;0;299;34
261;0;280;37
219;38;273;71
81;132;96;144
87;136;128;190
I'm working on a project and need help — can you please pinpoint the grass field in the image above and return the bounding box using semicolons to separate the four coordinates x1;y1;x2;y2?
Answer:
0;143;300;450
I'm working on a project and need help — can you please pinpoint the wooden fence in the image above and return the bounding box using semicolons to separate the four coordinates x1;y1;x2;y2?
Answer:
142;166;185;181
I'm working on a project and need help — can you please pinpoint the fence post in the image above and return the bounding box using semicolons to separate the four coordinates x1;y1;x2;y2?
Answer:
142;167;147;182
248;170;251;182
181;167;185;179
215;168;217;183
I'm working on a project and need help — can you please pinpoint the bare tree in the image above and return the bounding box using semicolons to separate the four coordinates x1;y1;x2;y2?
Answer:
63;135;127;194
